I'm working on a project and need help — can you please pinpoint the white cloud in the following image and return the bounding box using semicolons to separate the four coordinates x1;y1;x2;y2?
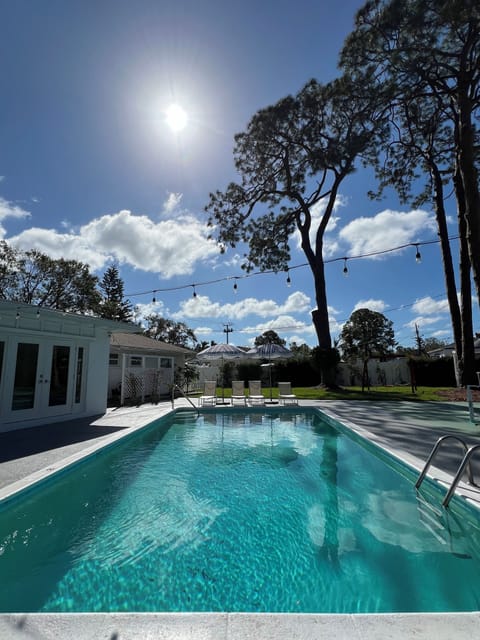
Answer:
173;291;312;321
430;329;451;339
339;208;437;257
192;325;215;336
9;227;108;269
8;208;219;277
411;296;450;316
241;315;315;336
162;192;182;215
353;299;387;313
404;316;442;330
0;197;31;237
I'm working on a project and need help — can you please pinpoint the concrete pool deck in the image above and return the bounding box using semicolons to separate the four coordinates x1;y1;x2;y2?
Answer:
1;399;480;639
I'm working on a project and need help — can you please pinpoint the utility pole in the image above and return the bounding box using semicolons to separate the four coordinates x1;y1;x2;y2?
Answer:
223;323;234;344
414;323;425;356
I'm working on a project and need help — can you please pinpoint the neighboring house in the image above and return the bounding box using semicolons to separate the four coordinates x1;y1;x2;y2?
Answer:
108;333;194;404
428;335;480;359
0;301;138;433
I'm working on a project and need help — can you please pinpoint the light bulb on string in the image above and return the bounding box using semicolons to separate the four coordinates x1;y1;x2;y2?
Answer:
343;258;349;276
192;285;197;298
233;281;238;294
286;270;291;287
152;291;156;304
415;245;422;263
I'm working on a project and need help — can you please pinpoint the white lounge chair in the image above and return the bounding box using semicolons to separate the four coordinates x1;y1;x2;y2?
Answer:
231;380;247;406
278;382;298;405
248;380;265;406
199;380;217;407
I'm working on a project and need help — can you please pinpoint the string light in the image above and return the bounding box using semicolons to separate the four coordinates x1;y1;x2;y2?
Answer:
233;281;238;293
125;235;459;301
36;309;40;319
152;291;157;304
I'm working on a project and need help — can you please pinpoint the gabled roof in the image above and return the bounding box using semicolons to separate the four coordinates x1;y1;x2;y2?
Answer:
110;332;194;356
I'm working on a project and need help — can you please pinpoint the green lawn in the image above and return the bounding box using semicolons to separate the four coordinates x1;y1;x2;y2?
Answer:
199;385;453;402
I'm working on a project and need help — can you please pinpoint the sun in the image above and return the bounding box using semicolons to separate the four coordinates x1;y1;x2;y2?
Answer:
165;104;188;132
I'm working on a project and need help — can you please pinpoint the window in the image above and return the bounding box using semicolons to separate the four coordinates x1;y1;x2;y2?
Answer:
75;347;84;404
12;343;39;410
48;345;70;407
109;353;119;366
129;356;142;367
160;358;172;368
145;356;159;369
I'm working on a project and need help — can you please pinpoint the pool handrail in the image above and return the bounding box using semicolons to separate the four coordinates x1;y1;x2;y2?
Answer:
442;444;480;507
171;384;200;415
415;435;474;489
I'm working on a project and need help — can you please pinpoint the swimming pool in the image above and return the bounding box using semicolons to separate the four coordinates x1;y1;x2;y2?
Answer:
1;408;480;613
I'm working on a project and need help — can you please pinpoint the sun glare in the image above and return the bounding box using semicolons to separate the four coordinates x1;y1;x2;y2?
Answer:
165;104;188;132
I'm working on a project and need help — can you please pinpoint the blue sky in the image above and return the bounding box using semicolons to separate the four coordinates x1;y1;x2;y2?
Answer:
0;0;473;348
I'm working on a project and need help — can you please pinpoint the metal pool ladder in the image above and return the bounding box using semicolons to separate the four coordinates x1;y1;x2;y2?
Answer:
171;384;200;416
415;435;480;507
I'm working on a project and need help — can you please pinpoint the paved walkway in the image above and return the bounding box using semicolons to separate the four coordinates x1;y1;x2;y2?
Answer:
1;399;480;639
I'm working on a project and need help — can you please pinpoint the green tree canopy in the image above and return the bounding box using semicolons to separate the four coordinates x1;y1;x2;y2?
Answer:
340;0;480;316
0;240;101;312
206;75;388;367
339;308;396;390
289;341;312;358
144;315;198;349
254;330;286;347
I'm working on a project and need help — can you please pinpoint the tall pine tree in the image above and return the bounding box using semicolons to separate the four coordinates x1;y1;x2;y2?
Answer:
98;265;133;322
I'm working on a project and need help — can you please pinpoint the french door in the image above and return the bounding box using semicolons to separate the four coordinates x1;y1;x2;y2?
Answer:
5;338;81;421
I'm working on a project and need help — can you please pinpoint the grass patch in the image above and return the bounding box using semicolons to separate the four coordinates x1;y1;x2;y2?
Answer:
202;386;453;402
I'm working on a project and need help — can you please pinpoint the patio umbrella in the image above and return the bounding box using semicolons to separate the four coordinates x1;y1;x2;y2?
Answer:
247;343;293;403
197;343;248;404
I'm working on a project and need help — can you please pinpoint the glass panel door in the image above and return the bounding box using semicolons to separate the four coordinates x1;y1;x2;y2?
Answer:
48;345;71;407
12;343;39;411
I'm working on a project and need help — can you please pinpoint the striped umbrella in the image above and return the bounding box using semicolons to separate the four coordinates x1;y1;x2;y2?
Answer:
197;343;248;403
247;343;293;402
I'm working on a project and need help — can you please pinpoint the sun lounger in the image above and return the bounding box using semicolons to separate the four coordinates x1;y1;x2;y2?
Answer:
231;380;247;406
248;380;265;406
278;382;298;405
199;380;217;407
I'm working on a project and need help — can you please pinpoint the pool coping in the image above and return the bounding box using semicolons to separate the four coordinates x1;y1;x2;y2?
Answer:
1;401;480;639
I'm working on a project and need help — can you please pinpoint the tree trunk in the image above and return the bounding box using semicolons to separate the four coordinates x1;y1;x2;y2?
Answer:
456;171;477;385
431;163;463;385
456;88;480;307
310;253;336;386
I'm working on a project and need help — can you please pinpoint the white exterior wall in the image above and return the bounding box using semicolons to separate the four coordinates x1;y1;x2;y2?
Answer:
83;329;111;415
0;302;135;432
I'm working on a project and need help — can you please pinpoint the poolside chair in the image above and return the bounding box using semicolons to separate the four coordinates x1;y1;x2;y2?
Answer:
198;380;217;407
278;382;298;406
231;380;247;406
248;380;265;406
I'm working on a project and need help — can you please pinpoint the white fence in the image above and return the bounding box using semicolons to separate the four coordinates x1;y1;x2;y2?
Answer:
336;357;411;387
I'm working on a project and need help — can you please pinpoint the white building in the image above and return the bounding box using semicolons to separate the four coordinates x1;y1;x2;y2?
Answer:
108;333;194;404
0;301;138;432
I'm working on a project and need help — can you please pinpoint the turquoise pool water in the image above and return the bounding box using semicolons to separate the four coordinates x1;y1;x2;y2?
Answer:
1;409;480;613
